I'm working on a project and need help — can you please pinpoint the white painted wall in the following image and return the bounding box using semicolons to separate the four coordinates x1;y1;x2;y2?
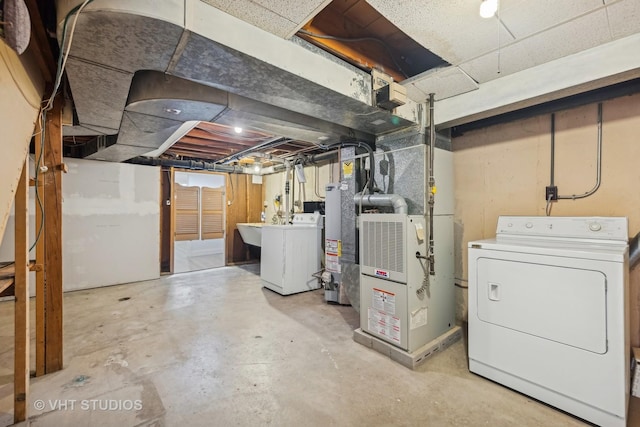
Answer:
0;158;161;294
262;162;336;224
173;171;225;273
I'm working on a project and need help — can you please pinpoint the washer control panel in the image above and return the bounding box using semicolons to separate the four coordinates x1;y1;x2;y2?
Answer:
291;212;323;226
496;216;628;241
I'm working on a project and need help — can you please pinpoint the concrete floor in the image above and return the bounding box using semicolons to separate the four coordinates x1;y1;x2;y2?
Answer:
0;264;618;426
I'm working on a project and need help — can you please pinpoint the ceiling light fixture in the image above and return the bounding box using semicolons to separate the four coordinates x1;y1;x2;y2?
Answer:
254;164;260;172
234;126;243;134
479;0;498;18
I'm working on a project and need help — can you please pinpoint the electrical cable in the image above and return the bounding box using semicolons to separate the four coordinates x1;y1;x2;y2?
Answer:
545;193;553;217
297;29;409;79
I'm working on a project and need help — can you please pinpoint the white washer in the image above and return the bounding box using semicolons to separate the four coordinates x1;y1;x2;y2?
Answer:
260;213;323;295
468;216;629;427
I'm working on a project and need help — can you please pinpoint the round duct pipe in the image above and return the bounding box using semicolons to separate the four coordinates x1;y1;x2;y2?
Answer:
353;193;408;214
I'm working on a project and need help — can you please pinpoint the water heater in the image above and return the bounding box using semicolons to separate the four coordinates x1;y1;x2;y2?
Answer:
359;213;455;352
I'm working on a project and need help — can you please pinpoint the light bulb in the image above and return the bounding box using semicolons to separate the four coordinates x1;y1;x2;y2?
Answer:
254;165;260;172
480;0;498;18
234;127;243;134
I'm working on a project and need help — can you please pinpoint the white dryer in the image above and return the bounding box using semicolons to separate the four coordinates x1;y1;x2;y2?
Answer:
468;216;629;427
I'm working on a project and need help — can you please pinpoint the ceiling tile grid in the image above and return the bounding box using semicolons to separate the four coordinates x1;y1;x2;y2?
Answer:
499;0;604;39
458;39;538;84
408;67;479;101
366;0;515;65
606;0;640;40
199;0;297;38
506;9;612;72
252;0;330;25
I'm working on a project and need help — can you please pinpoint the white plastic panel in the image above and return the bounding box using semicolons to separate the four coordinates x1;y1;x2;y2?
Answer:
476;258;607;353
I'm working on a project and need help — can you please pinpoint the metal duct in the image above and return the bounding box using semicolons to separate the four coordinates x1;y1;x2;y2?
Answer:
353;193;408;214
631;232;640;269
56;3;416;162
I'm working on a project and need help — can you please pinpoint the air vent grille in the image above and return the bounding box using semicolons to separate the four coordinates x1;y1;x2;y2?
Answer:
362;219;404;274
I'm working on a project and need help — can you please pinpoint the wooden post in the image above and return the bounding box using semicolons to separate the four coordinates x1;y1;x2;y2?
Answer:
43;99;64;372
34;114;46;376
14;157;30;423
169;167;175;273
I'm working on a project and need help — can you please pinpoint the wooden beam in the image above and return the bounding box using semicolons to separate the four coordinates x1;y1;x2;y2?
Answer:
14;157;30;423
24;0;56;83
43;97;64;373
34;113;46;376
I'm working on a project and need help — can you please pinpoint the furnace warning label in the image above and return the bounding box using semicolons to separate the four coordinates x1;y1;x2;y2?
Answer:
342;161;353;178
372;288;396;315
368;307;401;343
325;254;341;273
325;239;342;256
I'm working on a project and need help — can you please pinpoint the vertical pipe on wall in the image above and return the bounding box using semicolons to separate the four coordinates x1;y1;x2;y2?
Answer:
557;103;603;200
550;113;555;186
428;93;436;276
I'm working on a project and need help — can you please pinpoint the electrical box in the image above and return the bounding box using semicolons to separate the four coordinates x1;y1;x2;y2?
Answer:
375;82;407;111
359;213;455;352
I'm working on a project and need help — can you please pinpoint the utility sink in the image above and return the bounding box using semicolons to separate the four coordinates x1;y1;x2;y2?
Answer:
237;223;263;247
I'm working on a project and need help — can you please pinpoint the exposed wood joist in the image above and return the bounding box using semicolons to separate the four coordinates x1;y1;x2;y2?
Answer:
24;0;56;83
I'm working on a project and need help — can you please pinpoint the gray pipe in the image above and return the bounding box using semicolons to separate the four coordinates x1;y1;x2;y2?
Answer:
245;152;292;223
631;232;640;269
558;102;603;200
128;157;243;173
353;193;408;214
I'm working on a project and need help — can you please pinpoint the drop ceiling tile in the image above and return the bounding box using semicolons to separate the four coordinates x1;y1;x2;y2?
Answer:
460;9;611;83
199;0;297;38
500;0;603;39
511;9;611;68
252;0;331;24
407;67;479;101
458;42;537;83
404;82;428;103
606;0;640;39
366;0;515;64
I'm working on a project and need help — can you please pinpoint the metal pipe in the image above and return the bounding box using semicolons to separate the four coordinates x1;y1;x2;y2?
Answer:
557;103;603;200
550;113;555;186
249;152;292;223
427;93;436;276
216;137;289;164
326;141;375;194
127;157;243;173
631;232;640;269
352;193;408;214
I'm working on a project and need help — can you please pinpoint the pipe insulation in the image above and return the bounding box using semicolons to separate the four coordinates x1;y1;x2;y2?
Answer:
352;193;408;214
127;157;243;173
